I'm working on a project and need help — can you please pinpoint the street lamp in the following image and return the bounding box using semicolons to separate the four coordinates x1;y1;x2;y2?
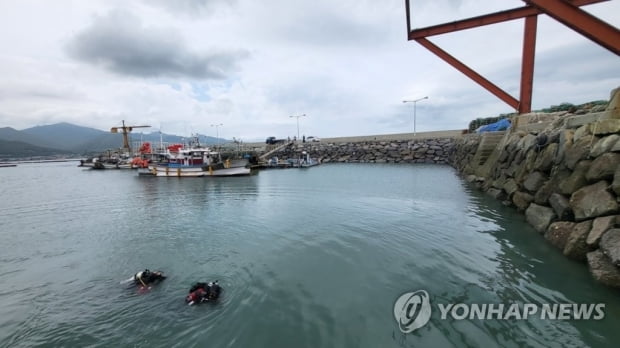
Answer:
289;113;306;140
403;96;428;137
210;123;223;147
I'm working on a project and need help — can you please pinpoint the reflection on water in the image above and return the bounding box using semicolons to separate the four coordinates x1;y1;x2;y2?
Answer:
0;162;618;347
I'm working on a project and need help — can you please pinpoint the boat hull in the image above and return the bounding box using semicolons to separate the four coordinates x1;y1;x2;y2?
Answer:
143;164;254;177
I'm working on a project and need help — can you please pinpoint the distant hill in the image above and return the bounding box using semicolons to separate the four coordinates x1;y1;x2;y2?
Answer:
23;122;110;150
0;122;229;158
0;127;62;149
0;139;72;159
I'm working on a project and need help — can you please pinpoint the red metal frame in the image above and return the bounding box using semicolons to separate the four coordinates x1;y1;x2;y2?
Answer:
519;15;537;114
407;0;605;39
405;0;617;114
415;38;520;110
525;0;620;55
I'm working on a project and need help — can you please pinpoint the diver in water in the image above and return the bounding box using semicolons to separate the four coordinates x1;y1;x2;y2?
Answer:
133;269;166;287
186;280;222;305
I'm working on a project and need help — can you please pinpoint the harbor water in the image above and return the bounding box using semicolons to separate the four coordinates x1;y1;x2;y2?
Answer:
0;162;618;347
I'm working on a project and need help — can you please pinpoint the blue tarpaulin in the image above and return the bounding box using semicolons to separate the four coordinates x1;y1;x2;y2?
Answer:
477;118;511;133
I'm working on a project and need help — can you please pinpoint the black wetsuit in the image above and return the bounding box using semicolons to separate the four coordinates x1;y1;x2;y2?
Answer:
186;281;222;304
134;270;166;286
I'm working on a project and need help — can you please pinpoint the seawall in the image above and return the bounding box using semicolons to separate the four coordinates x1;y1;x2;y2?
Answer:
451;87;620;288
271;137;456;164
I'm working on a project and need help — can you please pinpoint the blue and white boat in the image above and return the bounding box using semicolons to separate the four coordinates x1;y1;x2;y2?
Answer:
141;137;254;177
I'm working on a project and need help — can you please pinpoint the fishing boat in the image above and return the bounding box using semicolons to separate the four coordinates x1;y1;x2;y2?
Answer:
142;137;254;177
289;151;320;168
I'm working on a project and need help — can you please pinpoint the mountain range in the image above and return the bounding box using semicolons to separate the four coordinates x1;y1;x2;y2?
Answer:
0;122;226;159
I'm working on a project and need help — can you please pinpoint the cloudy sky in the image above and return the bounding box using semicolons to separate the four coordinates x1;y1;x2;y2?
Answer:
0;0;618;141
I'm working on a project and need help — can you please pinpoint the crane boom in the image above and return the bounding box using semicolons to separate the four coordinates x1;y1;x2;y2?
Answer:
110;120;151;153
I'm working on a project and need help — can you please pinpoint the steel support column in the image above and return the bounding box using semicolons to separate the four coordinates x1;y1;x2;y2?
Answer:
519;15;538;114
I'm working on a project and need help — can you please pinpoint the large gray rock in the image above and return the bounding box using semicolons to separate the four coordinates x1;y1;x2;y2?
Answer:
523;150;538;174
498;149;509;163
545;221;576;250
573;124;591;142
503;179;519;197
585;153;620;182
587;215;619;247
590;134;619;157
533;143;558;172
614;166;620;196
564;135;596;170
600;228;620;266
512;191;534;211
563;220;593;261
505;162;519;177
515;163;529;185
486;188;506;201
558;160;591;195
549;193;573;221
517;134;537;153
587;250;620;288
593;119;620;135
523;171;547;193
534;180;555;205
613;138;620;152
570;181;619;221
492;175;507;189
513;150;525;166
526;203;556;233
555;129;574;164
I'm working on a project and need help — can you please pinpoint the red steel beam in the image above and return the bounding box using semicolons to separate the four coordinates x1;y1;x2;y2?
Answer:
524;0;620;55
407;0;607;39
519;15;538;113
415;37;520;110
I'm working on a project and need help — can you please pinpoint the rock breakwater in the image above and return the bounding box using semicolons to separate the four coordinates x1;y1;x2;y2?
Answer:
272;138;455;164
451;87;620;288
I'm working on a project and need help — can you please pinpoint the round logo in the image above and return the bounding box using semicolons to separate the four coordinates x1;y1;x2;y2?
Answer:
394;290;431;333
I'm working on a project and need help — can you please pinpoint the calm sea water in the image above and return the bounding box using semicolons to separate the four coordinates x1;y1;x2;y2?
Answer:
0;162;618;348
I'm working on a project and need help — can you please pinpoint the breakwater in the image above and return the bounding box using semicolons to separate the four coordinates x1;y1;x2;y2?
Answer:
451;87;620;288
270;138;455;164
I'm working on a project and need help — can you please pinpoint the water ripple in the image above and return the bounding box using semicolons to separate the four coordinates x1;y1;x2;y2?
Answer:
1;163;619;347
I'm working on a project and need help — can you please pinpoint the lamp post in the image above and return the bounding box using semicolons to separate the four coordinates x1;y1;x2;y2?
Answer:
210;123;223;147
403;96;428;137
289;114;306;140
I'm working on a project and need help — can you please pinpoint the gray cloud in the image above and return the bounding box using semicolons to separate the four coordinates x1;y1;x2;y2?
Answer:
262;3;396;48
277;10;390;47
145;0;235;16
66;10;248;79
535;42;620;82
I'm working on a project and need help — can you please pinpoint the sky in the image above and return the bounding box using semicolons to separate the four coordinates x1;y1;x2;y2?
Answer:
0;0;618;141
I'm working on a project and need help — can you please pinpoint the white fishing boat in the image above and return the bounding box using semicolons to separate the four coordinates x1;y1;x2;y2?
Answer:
142;137;254;177
295;151;320;168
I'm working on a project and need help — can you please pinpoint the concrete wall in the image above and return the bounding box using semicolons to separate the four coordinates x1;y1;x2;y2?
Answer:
242;129;464;150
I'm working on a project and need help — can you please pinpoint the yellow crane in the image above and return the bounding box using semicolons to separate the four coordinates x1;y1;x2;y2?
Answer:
110;120;151;153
